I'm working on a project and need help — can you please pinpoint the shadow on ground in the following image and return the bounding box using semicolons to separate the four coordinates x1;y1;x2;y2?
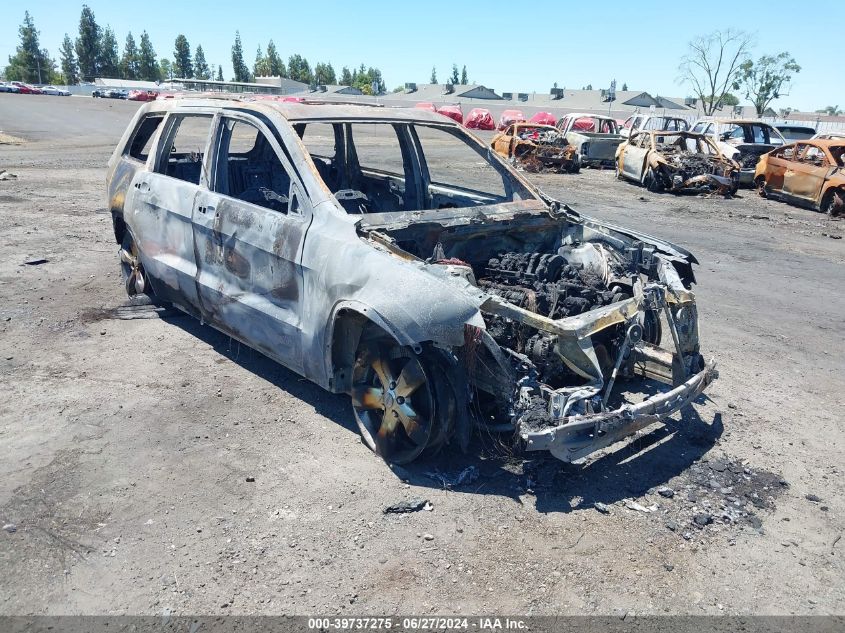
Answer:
119;302;724;514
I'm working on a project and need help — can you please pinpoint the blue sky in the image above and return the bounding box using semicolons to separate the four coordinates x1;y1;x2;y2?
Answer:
2;0;841;111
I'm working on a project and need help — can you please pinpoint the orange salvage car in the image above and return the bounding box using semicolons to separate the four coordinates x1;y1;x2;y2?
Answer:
754;139;845;215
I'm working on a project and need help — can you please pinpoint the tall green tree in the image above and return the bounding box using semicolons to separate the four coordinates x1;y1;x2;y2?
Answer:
266;40;286;77
173;34;192;78
287;54;312;84
119;32;139;79
449;63;459;85
460;65;467;85
231;31;250;82
314;62;336;85
159;58;172;81
59;34;79;84
735;52;801;117
253;45;270;77
5;11;53;83
75;5;101;81
193;45;210;80
430;66;437;84
216;65;224;82
137;31;159;81
339;66;352;85
98;26;119;78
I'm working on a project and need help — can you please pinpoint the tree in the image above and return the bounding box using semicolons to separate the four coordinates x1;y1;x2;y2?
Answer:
287;54;312;83
621;82;628;91
253;45;270;77
173;34;192;78
216;65;224;82
231;31;250;82
449;63;459;85
266;40;286;77
720;92;739;106
159;58;172;81
735;52;800;117
6;12;54;83
97;26;119;78
460;65;467;85
193;45;210;80
137;31;159;81
59;34;79;84
586;83;593;90
314;62;336;85
340;66;353;85
816;105;842;116
430;66;437;83
678;29;752;116
75;5;101;82
119;32;139;80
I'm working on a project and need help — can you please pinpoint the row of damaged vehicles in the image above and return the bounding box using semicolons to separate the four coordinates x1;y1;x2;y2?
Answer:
490;111;845;211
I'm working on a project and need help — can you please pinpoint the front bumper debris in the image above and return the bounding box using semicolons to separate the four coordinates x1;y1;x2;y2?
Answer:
521;359;718;462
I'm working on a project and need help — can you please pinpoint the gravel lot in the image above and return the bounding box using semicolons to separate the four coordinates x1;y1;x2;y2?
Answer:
0;94;843;616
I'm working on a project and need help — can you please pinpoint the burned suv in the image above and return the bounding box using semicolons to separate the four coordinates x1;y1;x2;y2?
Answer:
107;99;717;464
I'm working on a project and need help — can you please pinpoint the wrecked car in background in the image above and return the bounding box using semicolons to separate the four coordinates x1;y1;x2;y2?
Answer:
616;130;739;195
107;99;717;465
755;139;845;215
465;107;495;130
529;111;557;126
437;104;463;124
491;123;579;173
620;114;690;138
690;118;785;186
498;109;526;131
556;113;625;168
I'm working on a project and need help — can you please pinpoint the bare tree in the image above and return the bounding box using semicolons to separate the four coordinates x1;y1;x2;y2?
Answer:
678;30;752;116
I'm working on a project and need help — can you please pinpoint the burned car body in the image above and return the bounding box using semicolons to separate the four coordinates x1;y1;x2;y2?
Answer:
107;99;717;465
690;118;785;186
755;140;845;215
491;123;580;173
616;130;739;195
556;113;625;168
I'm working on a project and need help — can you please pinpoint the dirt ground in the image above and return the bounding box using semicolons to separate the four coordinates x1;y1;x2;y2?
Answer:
0;94;843;617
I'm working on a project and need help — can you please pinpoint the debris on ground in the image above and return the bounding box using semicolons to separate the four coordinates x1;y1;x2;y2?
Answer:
625;500;657;513
383;499;432;514
0;169;19;179
3;523;17;533
23;258;48;266
425;466;479;489
594;502;611;514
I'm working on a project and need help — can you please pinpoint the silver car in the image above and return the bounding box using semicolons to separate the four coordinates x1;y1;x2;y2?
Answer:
107;99;717;464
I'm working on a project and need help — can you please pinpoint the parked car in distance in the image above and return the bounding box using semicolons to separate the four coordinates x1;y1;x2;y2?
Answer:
754;140;845;215
490;123;579;172
0;82;21;93
10;81;42;94
436;104;463;124
689;118;785;185
128;89;159;101
497;109;525;131
40;85;71;96
616;130;738;195
93;88;128;99
620;114;689;138
107;99;716;465
464;107;495;130
774;124;816;141
556;112;624;168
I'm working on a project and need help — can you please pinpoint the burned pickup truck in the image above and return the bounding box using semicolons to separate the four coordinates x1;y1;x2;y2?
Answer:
616;130;739;195
107;99;717;464
491;123;580;173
